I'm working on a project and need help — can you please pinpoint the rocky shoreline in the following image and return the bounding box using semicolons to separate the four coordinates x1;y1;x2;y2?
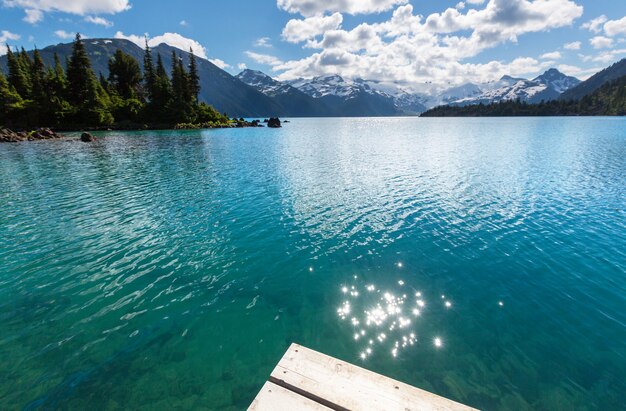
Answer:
0;128;65;143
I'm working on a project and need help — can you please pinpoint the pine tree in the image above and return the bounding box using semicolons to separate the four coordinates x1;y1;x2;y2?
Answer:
66;33;97;106
188;48;200;102
66;33;112;125
6;45;31;98
108;49;142;99
143;39;156;101
0;71;25;126
29;47;49;125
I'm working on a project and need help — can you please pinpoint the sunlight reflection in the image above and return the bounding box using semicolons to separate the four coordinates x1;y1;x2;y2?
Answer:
337;273;450;360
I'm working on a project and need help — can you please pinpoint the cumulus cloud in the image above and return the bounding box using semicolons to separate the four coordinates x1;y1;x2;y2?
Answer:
603;16;626;37
255;37;272;48
563;41;581;50
272;0;584;86
115;31;208;59
210;58;230;69
282;13;343;43
3;0;131;23
0;30;20;54
54;29;74;39
245;51;284;66
84;15;113;27
590;36;613;49
23;8;43;23
540;51;561;60
581;15;608;33
238;63;247;70
277;0;408;17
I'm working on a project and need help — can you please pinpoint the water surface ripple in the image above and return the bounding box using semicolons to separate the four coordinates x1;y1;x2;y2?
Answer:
0;117;625;410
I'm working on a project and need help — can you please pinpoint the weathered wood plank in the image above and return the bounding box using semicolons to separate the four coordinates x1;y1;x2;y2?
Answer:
270;343;479;411
248;381;332;411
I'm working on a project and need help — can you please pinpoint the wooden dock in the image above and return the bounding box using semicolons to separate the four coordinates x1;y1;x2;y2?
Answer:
249;343;478;411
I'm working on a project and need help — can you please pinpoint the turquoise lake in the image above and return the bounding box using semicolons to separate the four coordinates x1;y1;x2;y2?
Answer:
0;117;625;410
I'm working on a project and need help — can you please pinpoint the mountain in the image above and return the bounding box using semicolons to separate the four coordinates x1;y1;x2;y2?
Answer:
235;70;330;116
533;68;581;94
451;69;580;106
0;39;282;117
421;73;626;117
285;75;402;116
560;58;626;101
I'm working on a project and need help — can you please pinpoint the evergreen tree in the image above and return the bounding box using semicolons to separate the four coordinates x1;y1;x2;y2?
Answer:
66;33;97;106
0;71;25;126
6;45;31;98
188;48;200;102
29;48;49;125
108;49;142;100
44;53;71;126
66;33;113;125
143;39;156;102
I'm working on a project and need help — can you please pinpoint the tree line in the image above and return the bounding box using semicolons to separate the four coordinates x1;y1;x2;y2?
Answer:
0;33;228;129
421;76;626;117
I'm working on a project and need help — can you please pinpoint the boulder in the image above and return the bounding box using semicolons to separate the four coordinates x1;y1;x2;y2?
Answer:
267;117;282;128
81;132;96;142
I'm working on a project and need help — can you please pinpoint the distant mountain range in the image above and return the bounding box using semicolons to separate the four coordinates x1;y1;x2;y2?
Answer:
239;68;583;115
2;38;623;117
421;59;626;117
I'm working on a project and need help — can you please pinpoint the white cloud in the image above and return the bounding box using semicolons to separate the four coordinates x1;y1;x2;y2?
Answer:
540;51;561;60
580;48;626;64
255;37;272;48
563;41;581;50
0;30;20;54
590;36;613;49
54;29;74;39
180;20;188;26
245;51;284;66
238;63;247;70
581;15;607;33
209;58;230;69
277;0;408;17
84;15;113;27
282;13;343;43
455;2;466;10
467;0;485;4
272;0;584;86
115;31;208;59
603;16;626;37
23;8;43;23
3;0;131;23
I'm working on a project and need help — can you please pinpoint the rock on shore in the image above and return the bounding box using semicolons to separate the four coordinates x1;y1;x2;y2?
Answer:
0;128;64;143
267;118;282;128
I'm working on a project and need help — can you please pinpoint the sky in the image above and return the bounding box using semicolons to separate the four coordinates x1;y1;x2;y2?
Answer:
1;0;625;87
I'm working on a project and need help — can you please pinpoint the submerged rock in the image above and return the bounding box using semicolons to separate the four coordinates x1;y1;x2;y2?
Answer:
81;132;96;142
267;118;282;128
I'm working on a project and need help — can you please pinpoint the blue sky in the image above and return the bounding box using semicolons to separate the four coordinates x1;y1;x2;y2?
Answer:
1;0;625;85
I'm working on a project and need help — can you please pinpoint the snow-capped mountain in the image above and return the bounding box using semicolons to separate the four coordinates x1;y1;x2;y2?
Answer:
285;75;390;100
235;69;295;97
533;68;581;94
451;69;580;106
234;68;580;115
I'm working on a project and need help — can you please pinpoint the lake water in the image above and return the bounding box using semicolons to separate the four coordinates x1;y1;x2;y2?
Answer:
0;117;625;410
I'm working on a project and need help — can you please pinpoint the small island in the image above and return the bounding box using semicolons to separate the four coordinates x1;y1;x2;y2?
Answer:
0;33;271;140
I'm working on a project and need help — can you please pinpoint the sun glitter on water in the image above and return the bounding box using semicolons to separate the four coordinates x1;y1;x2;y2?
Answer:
337;269;452;361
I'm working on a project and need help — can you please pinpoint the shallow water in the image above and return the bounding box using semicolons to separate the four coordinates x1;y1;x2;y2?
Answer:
0;117;625;410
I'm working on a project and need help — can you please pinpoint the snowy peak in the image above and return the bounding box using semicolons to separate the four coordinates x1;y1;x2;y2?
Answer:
533;68;581;94
236;69;294;97
286;75;388;100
